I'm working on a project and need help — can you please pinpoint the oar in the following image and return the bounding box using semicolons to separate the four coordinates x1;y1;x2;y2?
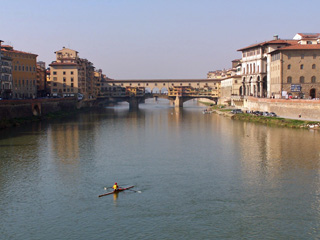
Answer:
128;189;142;193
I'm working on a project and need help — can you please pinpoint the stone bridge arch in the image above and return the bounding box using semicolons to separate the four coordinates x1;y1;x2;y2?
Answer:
32;103;41;116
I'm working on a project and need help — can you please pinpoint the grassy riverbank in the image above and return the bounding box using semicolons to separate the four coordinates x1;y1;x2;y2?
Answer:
199;102;320;129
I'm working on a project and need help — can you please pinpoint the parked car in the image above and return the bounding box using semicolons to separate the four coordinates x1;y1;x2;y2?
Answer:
269;112;277;117
263;112;269;116
253;111;260;115
231;109;243;114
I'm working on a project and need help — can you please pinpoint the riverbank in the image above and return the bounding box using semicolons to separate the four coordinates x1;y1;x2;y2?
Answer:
200;102;320;129
0;108;86;130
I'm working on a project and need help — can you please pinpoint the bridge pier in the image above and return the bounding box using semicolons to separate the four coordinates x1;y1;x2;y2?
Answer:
174;97;183;108
128;97;139;109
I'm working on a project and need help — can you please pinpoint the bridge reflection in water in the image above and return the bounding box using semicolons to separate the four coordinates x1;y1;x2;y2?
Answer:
97;78;220;108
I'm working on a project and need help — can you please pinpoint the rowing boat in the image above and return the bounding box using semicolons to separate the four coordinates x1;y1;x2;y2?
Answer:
98;186;134;197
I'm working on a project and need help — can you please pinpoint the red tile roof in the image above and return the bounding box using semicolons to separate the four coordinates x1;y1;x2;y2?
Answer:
296;33;320;39
1;45;38;56
275;44;320;51
237;39;297;51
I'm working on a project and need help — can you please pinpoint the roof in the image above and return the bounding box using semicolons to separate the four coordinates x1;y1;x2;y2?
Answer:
237;39;297;51
295;33;320;39
1;45;38;56
54;47;79;54
272;44;320;52
49;62;78;66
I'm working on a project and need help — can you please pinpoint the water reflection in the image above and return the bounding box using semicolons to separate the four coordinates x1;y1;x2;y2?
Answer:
1;100;320;239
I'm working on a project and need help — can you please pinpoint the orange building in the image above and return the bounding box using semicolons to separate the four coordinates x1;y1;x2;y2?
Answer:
1;45;38;99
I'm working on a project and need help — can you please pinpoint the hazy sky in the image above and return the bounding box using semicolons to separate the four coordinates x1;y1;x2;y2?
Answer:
1;0;319;79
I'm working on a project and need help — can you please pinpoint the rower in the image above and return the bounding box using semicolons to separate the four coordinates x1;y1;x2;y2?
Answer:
113;182;119;191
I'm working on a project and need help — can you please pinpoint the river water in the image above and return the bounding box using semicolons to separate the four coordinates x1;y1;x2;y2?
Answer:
1;99;320;239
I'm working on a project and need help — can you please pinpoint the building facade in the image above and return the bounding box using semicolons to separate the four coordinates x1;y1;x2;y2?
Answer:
0;41;13;99
270;38;320;99
237;33;320;99
237;36;299;98
49;47;96;99
1;45;37;99
36;61;47;97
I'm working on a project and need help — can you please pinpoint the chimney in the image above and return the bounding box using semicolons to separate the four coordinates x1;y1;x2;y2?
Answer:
273;35;279;40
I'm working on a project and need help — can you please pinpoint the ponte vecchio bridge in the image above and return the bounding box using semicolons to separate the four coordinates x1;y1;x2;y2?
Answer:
97;78;221;108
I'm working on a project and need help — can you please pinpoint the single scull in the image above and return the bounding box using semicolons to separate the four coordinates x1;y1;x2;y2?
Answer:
98;186;134;197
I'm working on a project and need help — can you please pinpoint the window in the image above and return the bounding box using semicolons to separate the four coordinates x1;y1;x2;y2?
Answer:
71;77;74;82
53;77;57;81
288;64;291;70
312;64;316;69
53;83;57;87
287;77;292;83
300;64;304;70
63;78;66;82
63;71;66;75
71;71;74;75
313;54;317;59
312;76;316;83
71;83;74;87
301;54;304;59
288;54;291;59
53;71;57;75
300;76;305;83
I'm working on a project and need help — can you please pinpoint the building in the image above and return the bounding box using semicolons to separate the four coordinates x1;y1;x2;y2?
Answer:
237;33;320;99
36;61;47;97
269;34;320;99
1;45;37;99
220;75;242;105
49;47;96;99
0;40;13;99
49;47;80;98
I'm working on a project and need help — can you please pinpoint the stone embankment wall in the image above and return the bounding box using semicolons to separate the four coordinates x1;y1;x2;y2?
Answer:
0;98;78;120
243;97;320;120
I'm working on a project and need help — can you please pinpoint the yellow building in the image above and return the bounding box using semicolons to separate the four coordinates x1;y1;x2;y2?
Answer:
1;45;37;99
49;47;96;99
49;47;80;98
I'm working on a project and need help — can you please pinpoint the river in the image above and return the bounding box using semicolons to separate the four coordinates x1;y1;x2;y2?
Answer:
1;99;320;239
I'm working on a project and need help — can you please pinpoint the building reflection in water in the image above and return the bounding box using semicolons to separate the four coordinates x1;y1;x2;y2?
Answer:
48;124;80;165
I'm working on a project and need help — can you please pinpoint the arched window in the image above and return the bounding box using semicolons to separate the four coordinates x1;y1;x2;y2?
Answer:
312;64;316;69
311;76;316;83
300;76;305;83
300;64;304;70
287;76;292;83
288;64;291;70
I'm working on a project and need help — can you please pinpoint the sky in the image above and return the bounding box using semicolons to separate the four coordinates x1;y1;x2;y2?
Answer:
1;0;320;79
